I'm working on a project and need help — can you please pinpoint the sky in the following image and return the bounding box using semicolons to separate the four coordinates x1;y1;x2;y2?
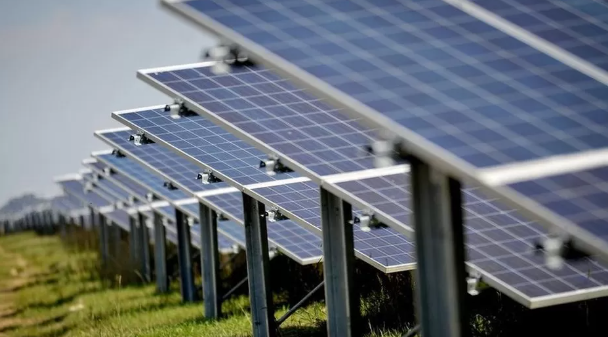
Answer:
0;0;215;205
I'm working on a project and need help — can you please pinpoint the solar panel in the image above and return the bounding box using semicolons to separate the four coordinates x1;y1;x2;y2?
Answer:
85;160;150;200
96;124;323;265
57;178;113;208
471;0;608;72
83;168;134;204
162;0;608;258
137;66;385;178
331;173;608;308
111;107;411;270
94;151;190;201
113;106;300;186
509;166;608;243
167;0;608;168
252;181;416;272
96;129;232;193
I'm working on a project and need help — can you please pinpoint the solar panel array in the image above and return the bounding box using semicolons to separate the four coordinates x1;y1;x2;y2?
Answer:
162;0;608;260
332;173;608;306
140;67;383;178
114;107;300;186
58;178;113;208
86;160;151;200
111;109;416;271
94;152;190;201
96;127;322;264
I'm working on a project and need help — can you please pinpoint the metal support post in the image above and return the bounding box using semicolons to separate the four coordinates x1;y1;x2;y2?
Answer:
79;215;86;228
199;202;221;319
98;213;109;267
320;188;359;337
410;157;468;337
242;193;275;337
129;216;142;276
138;213;152;282
176;209;196;302
276;281;325;326
108;222;122;262
153;211;169;293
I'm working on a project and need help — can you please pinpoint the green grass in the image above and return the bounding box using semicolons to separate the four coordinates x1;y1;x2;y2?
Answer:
0;232;404;337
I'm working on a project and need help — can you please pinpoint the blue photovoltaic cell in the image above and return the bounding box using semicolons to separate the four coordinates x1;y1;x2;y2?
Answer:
217;219;247;247
86;161;150;199
144;65;384;176
87;174;133;203
59;179;112;208
204;191;322;262
509;166;608;244
114;108;301;185
473;0;608;71
179;0;608;168
104;209;131;231
97;130;231;193
335;174;608;301
95;153;189;201
253;181;416;270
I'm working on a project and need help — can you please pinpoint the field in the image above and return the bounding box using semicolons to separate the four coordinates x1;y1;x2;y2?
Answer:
2;231;608;337
0;232;406;337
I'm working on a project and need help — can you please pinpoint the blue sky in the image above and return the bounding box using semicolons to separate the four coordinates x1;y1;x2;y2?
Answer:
0;0;214;205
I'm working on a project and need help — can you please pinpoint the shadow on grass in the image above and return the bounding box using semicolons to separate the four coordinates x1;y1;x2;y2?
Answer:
278;324;326;337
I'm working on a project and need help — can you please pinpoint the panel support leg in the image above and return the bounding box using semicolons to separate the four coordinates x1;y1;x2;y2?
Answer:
320;188;359;337
199;202;221;319
242;193;275;337
129;216;142;278
153;211;169;293
138;212;152;283
176;209;196;302
410;157;468;337
59;215;67;241
98;213;109;268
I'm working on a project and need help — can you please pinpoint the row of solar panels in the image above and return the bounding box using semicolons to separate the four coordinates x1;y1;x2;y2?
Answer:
3;65;607;309
4;0;608;313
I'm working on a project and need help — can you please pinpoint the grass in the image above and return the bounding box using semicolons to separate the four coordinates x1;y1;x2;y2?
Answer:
0;232;405;337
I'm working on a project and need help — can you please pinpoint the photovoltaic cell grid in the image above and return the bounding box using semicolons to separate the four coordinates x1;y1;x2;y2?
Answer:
86;161;150;199
142;65;384;177
217;219;247;247
204;191;322;263
83;171;132;203
176;0;608;169
58;179;112;208
472;0;608;71
113;107;301;186
96;127;320;262
114;106;412;270
253;181;416;270
335;173;608;304
509;166;608;243
95;153;189;201
97;130;232;193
